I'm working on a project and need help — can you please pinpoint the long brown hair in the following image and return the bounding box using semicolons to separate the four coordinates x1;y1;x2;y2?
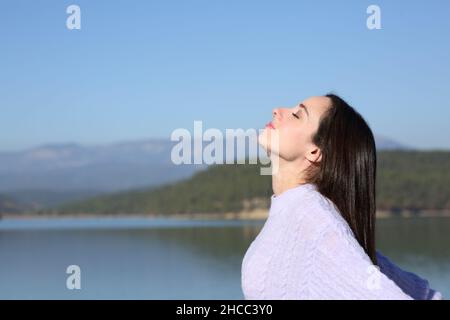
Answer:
305;93;377;264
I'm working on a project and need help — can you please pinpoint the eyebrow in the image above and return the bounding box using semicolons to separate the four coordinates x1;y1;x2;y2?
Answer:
299;103;309;117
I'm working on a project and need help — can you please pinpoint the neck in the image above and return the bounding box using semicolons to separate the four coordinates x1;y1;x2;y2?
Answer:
271;156;306;196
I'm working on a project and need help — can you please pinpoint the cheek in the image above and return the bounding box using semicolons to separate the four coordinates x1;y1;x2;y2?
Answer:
278;127;308;160
258;126;308;160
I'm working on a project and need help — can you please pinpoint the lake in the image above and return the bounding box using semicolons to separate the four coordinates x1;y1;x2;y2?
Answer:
0;217;448;299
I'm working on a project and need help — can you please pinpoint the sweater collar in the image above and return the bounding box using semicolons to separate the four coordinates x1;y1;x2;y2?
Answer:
270;183;317;213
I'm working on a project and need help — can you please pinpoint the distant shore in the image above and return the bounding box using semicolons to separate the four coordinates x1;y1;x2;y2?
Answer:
2;209;450;221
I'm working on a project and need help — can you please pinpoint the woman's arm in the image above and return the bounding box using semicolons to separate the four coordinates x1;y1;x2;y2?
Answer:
376;251;443;300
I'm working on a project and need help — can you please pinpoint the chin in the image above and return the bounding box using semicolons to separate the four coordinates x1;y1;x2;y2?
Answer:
258;129;281;157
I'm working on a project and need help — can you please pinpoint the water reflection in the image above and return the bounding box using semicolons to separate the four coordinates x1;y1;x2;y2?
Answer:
0;217;448;299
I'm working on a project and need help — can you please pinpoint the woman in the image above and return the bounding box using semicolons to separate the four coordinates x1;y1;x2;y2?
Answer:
241;94;442;300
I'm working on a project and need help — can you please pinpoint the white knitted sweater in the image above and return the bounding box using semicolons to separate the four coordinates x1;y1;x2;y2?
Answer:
241;183;416;300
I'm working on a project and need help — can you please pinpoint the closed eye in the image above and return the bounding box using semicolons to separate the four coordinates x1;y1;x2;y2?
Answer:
292;112;300;119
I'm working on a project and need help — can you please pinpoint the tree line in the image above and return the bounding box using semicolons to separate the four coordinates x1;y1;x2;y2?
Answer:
39;151;450;216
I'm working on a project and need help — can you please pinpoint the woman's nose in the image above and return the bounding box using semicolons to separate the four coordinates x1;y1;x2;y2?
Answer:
272;108;282;119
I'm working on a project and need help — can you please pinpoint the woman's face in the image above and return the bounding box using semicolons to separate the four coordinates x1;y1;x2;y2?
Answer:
259;96;332;162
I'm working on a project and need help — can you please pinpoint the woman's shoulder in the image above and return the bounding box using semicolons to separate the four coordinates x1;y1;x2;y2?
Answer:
270;184;361;248
280;184;349;225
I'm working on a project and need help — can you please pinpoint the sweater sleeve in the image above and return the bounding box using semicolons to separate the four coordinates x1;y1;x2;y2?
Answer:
308;223;414;300
376;251;443;300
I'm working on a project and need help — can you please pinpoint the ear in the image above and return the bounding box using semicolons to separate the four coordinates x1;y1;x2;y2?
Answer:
305;145;322;164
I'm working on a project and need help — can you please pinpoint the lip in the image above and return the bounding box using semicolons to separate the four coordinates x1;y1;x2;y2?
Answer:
265;122;275;130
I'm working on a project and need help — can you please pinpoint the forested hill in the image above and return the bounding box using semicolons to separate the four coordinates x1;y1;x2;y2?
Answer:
0;194;25;215
40;151;450;216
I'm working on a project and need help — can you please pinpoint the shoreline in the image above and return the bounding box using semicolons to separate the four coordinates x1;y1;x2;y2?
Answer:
2;209;450;221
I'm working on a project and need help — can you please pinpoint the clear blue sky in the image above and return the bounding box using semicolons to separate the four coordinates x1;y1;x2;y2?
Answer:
1;0;449;151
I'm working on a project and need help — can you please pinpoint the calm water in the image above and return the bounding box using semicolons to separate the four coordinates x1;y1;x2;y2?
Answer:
0;217;449;299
